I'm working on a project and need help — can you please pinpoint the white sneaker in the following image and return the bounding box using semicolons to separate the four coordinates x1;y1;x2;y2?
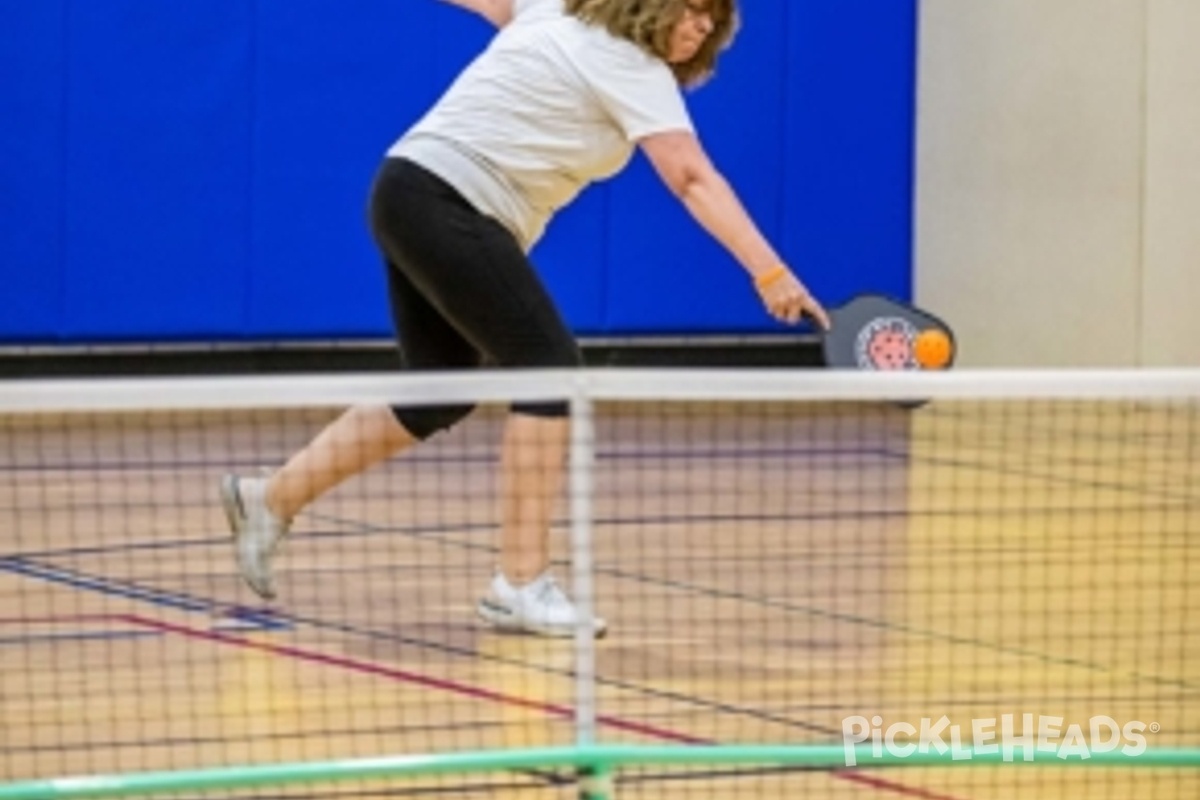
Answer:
219;474;289;600
476;572;607;638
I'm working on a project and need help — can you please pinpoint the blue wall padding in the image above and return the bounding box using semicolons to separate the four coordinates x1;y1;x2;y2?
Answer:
0;0;916;343
1;1;67;340
781;0;917;307
61;0;254;339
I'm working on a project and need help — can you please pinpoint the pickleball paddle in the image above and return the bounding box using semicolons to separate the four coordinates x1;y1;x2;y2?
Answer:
820;294;956;372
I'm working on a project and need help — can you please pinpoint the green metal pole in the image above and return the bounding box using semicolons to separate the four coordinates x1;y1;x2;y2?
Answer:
3;745;1198;800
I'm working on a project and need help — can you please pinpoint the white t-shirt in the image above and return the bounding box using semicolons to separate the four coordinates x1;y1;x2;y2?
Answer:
388;0;694;250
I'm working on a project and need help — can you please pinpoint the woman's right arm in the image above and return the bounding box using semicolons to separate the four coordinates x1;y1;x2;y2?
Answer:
438;0;515;28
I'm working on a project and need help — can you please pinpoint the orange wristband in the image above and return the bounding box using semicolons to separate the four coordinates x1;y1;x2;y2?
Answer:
753;265;789;289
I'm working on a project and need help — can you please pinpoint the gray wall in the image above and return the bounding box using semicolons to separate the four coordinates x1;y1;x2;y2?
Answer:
915;0;1199;366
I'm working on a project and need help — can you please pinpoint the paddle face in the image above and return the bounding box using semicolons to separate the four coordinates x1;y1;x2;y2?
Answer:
821;294;956;371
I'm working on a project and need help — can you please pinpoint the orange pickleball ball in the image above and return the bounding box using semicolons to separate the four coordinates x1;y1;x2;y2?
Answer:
913;329;953;369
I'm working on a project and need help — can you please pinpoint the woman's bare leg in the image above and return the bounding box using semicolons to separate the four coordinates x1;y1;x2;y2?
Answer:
269;406;567;580
223;404;418;600
267;404;418;520
498;413;569;584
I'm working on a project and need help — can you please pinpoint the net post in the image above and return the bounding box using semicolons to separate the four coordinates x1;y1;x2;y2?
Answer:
568;377;599;764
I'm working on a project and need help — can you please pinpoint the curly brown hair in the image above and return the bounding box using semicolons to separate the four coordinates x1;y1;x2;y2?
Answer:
564;0;738;88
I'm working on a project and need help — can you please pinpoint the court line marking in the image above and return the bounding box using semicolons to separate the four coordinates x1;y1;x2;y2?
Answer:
0;631;158;645
2;559;967;797
305;514;1200;694
15;535;1196;699
0;610;157;643
7;515;1196;694
6;436;1193;503
0;559;838;738
0;446;896;473
6;499;1191;562
0;558;291;632
123;614;970;800
883;445;1198;505
14;544;1195;782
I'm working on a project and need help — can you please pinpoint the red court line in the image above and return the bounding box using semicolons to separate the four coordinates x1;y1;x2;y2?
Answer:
122;615;689;744
123;614;969;800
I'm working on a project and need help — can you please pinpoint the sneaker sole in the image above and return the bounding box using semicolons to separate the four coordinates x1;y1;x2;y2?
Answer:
219;474;278;601
218;475;245;538
476;600;608;639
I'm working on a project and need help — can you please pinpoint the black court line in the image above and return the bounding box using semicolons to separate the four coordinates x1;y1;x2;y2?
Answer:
920;403;1199;443
305;511;1199;694
898;406;1200;504
8;556;1176;800
8;499;1197;697
1;557;839;741
6;498;1193;562
120;615;968;800
7;500;1196;696
885;444;1199;506
2;720;516;757
5;430;1193;503
14;548;1195;729
0;446;901;479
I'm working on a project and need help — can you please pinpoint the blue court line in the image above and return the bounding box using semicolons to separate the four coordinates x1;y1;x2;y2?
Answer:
0;630;160;646
0;558;290;632
0;558;211;613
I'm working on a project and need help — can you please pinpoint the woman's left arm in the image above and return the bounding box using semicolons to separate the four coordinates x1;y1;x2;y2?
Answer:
640;130;830;328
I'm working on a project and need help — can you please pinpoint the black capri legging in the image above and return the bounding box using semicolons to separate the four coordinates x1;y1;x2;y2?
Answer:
368;157;582;440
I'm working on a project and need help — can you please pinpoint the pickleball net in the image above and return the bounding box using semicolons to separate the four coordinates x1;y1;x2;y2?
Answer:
1;368;1198;799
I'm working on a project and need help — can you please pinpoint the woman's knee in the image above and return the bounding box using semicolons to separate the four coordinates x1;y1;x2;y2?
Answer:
390;403;476;440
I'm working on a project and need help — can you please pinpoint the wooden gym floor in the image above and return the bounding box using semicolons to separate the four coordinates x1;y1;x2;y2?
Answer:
1;400;1197;798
